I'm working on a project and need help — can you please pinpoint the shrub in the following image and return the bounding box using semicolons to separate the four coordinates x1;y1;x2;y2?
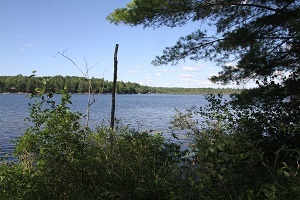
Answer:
0;92;188;199
171;94;300;199
1;90;298;199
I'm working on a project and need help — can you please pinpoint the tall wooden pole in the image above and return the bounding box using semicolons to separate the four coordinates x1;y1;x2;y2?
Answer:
110;44;119;138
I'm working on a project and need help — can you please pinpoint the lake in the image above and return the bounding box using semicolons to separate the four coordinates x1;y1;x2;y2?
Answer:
0;93;209;157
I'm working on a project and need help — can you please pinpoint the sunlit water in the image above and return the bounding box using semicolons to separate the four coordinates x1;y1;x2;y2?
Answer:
0;93;209;158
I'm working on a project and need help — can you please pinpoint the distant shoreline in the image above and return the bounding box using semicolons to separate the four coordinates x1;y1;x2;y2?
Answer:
0;75;244;95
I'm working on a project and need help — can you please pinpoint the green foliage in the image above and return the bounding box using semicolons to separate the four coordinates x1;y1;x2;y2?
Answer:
0;91;188;199
0;87;299;199
6;91;85;199
108;0;300;167
1;1;299;198
171;94;300;199
0;75;241;94
107;1;300;137
108;0;299;85
82;127;187;199
230;85;300;151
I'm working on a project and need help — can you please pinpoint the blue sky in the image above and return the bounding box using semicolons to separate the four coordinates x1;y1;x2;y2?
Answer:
1;0;252;88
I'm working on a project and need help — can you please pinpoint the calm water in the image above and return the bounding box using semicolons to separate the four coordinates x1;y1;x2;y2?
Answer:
0;93;208;156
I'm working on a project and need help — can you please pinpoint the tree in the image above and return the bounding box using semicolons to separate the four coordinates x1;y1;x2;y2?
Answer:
107;0;300;140
107;0;299;86
65;76;79;93
26;77;38;93
14;74;27;93
77;77;89;93
107;2;300;193
0;78;5;92
51;75;65;93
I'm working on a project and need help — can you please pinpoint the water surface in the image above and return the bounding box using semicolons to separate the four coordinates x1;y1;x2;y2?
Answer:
0;93;208;156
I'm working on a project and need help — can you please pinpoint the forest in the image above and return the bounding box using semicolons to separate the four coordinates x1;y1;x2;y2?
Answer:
0;75;242;94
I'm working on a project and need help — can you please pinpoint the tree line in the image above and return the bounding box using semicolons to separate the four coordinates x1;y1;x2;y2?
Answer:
0;74;242;94
1;0;299;198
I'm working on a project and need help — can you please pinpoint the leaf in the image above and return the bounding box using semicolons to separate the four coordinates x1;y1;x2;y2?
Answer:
276;168;283;175
197;183;204;190
209;146;216;153
216;142;225;151
223;137;234;145
220;167;227;174
211;170;218;177
283;171;290;177
218;152;230;161
217;174;223;180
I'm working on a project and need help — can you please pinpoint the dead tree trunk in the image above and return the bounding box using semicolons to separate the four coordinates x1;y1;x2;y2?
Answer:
110;44;119;141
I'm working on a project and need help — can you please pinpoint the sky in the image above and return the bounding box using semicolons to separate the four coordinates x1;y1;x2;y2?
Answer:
0;0;253;88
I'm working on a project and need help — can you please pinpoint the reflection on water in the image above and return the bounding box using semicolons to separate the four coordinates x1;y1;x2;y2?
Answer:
0;93;208;157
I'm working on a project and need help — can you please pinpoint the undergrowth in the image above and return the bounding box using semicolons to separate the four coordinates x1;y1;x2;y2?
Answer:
0;93;299;199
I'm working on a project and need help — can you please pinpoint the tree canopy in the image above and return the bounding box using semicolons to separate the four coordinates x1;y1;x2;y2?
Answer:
108;0;300;174
107;0;300;86
0;3;299;198
0;75;240;94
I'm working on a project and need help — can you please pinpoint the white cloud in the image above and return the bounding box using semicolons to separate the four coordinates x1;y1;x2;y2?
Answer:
19;48;24;52
128;70;139;74
182;66;199;72
179;77;218;88
158;69;179;73
179;74;196;79
26;44;35;47
158;69;168;72
128;70;146;74
156;72;162;76
139;77;153;85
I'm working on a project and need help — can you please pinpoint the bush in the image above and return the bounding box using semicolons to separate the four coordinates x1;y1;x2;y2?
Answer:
171;94;300;199
1;90;299;199
0;92;188;199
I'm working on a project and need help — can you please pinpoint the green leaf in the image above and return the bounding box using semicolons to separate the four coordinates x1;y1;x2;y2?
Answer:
216;142;225;151
217;174;223;180
211;170;218;178
197;183;204;190
283;171;290;177
223;137;234;145
220;167;227;174
209;146;216;153
276;168;283;175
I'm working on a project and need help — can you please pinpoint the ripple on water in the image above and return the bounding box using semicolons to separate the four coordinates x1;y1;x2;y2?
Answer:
1;94;212;159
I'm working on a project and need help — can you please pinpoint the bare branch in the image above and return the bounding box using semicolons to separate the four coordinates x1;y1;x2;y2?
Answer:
56;51;85;76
